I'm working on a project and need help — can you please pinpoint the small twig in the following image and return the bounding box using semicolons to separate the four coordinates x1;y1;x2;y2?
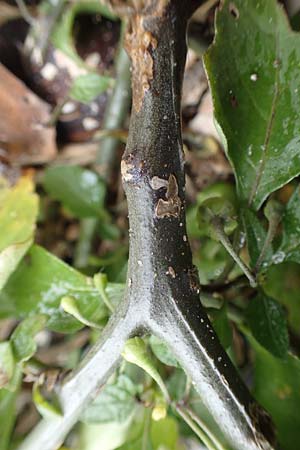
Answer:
74;31;131;268
15;0;36;26
182;404;227;450
142;407;152;450
211;216;257;288
175;403;217;450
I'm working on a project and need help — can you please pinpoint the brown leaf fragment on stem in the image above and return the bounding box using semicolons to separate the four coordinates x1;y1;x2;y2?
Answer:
154;173;182;218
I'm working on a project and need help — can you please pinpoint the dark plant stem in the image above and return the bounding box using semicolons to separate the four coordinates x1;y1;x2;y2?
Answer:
18;2;275;450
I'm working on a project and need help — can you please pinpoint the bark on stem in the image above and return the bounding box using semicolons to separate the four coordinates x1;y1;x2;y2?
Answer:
18;2;276;450
122;1;275;449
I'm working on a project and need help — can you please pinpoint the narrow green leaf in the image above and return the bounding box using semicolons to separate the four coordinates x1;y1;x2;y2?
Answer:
246;294;289;358
69;73;114;104
10;315;47;362
61;296;102;329
0;386;19;450
0;176;38;290
33;383;62;419
204;0;300;209
43;165;106;219
122;338;170;402
0;245;108;333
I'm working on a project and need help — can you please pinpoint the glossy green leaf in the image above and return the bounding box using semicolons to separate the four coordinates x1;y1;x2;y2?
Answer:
0;245;108;333
262;261;300;335
0;342;14;389
277;185;300;263
248;334;300;450
122;338;170;402
204;0;300;209
81;374;139;424
0;177;38;290
149;335;179;368
69;73;114;104
43;165;106;219
11;314;47;362
246;294;289;358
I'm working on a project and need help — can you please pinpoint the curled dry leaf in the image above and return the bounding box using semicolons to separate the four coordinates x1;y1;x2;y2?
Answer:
0;63;56;165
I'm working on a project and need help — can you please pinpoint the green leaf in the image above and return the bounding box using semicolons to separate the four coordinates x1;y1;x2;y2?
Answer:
33;382;62;419
262;261;300;335
43;165;106;219
204;0;300;209
61;296;102;329
246;294;289;358
149;335;179;368
80;417;135;450
10;314;47;362
0;342;15;389
277;185;300;263
0;245;108;333
150;416;180;450
69;73;114;104
248;334;300;450
122;338;170;402
0;176;38;290
81;374;139;424
0;386;19;450
241;208;272;268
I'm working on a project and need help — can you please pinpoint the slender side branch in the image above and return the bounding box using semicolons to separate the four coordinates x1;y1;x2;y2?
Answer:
17;304;137;450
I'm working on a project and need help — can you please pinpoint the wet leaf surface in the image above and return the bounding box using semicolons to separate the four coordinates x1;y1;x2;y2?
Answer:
205;0;300;209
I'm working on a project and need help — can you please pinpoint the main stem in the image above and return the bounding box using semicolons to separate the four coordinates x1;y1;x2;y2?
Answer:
122;1;275;450
18;2;276;450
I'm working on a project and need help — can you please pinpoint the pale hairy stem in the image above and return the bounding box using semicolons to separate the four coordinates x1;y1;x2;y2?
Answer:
17;303;136;450
18;2;276;450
